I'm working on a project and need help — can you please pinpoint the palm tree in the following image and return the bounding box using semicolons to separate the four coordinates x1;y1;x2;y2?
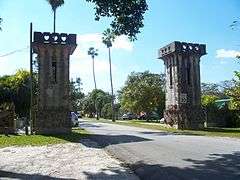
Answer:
46;0;64;33
102;29;116;122
88;47;98;90
88;47;99;120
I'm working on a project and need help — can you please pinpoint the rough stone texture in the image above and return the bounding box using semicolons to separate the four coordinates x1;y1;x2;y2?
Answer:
33;32;77;134
158;41;206;129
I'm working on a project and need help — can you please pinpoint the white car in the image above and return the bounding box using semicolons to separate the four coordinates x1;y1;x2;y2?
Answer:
160;118;165;124
71;112;79;127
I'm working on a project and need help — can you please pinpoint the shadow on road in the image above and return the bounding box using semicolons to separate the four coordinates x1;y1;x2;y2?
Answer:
0;170;74;180
80;123;102;128
81;134;152;148
83;151;240;180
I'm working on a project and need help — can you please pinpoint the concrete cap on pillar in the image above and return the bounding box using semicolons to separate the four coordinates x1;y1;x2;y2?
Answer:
158;41;206;59
33;32;77;55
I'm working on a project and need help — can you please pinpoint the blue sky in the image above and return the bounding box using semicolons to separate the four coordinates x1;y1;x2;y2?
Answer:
0;0;240;93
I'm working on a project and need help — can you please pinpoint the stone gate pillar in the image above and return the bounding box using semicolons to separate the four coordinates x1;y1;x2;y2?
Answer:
33;32;77;134
158;41;206;129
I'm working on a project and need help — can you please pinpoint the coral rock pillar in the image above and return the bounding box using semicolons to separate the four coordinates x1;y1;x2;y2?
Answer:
33;32;77;134
158;41;206;129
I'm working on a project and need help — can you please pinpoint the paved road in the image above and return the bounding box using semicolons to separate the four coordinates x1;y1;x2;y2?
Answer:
80;120;240;180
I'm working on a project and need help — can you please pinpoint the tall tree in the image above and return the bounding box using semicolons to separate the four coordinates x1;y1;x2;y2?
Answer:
120;71;165;119
88;47;99;119
102;28;116;122
46;0;64;33
88;47;98;90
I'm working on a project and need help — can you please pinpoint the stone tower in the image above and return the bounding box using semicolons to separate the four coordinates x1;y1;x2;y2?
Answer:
158;41;206;129
33;32;77;134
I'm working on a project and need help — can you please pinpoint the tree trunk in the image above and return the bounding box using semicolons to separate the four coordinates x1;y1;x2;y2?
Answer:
92;56;99;120
108;47;115;122
53;10;56;33
92;56;97;90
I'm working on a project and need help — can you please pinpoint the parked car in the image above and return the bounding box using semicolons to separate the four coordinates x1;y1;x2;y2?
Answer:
71;112;79;127
122;112;137;120
137;113;146;120
159;118;165;124
147;112;160;121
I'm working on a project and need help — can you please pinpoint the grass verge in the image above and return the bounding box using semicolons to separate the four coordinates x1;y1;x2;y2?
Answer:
84;118;240;138
0;128;88;148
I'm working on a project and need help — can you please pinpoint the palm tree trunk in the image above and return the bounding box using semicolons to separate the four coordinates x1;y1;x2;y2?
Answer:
92;56;99;120
53;10;56;33
92;56;97;90
108;47;115;122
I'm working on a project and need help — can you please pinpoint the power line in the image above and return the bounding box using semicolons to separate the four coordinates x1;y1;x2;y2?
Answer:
0;46;29;58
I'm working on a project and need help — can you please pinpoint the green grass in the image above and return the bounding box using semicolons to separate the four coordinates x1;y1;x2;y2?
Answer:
0;128;88;148
84;118;240;138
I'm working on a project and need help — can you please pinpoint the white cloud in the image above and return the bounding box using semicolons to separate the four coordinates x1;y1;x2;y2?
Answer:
0;55;29;76
70;32;132;92
70;57;114;76
73;33;133;58
71;32;125;76
216;49;240;59
112;36;133;51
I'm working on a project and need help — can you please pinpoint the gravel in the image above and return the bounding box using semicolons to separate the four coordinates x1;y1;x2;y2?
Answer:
0;138;138;180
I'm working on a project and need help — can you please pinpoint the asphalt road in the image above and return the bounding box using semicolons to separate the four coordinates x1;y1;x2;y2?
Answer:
80;119;240;180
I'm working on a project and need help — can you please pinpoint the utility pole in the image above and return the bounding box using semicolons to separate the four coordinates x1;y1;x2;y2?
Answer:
29;22;33;135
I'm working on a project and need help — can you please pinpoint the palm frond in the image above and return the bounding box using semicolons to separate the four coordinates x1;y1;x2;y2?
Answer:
46;0;64;11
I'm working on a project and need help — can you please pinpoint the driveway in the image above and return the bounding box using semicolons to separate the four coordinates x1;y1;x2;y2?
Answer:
80;119;240;180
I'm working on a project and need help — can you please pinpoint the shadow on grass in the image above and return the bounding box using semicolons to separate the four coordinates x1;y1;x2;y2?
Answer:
140;131;204;136
41;128;89;143
83;152;240;180
0;170;74;180
202;127;240;134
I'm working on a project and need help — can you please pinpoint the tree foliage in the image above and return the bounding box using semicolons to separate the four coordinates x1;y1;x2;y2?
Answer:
0;70;31;117
101;102;120;119
227;71;240;110
46;0;64;11
119;71;165;117
201;95;219;108
102;28;115;47
82;89;112;117
87;0;148;41
70;78;85;112
201;81;233;99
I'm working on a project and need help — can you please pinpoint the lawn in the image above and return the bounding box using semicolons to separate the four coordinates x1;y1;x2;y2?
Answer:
0;128;88;148
84;118;240;138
